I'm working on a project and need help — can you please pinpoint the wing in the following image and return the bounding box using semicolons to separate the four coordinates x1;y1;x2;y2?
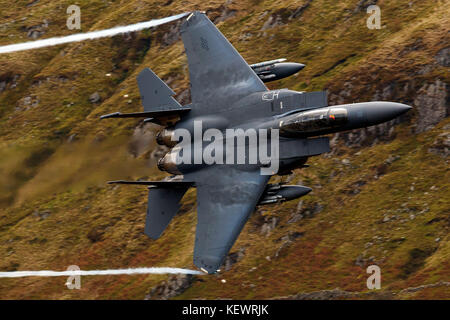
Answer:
187;166;270;273
180;12;267;110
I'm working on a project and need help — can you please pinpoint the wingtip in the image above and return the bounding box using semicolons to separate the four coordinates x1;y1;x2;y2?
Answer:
199;267;218;275
107;180;122;184
100;112;120;119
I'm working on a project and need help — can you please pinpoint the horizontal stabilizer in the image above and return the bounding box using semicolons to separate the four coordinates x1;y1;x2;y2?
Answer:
107;180;195;188
145;186;190;239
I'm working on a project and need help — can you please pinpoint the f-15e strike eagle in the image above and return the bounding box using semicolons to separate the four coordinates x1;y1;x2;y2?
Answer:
101;11;411;274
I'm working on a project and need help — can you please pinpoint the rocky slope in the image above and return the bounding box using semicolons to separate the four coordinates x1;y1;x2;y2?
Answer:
0;0;448;299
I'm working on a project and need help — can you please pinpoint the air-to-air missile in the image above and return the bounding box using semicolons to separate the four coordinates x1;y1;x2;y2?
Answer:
258;184;312;205
250;58;305;82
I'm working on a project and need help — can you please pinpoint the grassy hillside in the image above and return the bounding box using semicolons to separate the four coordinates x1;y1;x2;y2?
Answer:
0;0;448;299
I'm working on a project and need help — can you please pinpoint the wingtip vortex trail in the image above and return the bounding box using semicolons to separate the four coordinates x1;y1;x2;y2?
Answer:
0;267;203;278
0;11;199;281
0;12;190;54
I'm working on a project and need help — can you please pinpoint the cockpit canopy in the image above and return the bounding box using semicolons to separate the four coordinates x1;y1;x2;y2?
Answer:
280;107;348;135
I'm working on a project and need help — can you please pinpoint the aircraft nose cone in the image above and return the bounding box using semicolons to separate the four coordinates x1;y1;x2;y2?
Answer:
292;62;306;72
276;62;305;76
365;102;412;125
280;185;312;200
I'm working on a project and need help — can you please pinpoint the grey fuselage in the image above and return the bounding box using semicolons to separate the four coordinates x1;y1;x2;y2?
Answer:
158;89;411;175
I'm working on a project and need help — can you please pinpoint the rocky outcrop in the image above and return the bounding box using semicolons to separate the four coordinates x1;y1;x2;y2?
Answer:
260;216;278;236
328;77;448;147
277;287;392;300
261;14;284;31
207;5;237;24
0;73;20;93
336;120;398;148
223;247;245;271
16;95;40;111
273;231;304;259
289;0;313;19
31;75;71;89
145;274;195;300
398;281;450;294
261;7;294;30
354;0;378;13
428;126;450;158
288;201;324;223
273;240;292;258
259;1;312;30
25;19;49;39
435;47;450;67
276;281;450;300
32;209;51;221
160;21;182;47
288;201;305;223
89;92;101;104
414;80;448;133
26;0;40;7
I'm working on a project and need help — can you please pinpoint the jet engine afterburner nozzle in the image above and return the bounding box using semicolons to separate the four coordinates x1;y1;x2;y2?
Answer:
258;184;312;205
250;59;305;82
156;128;178;147
157;149;182;175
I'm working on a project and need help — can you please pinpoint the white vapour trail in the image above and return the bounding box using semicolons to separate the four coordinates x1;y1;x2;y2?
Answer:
0;12;189;54
0;267;203;278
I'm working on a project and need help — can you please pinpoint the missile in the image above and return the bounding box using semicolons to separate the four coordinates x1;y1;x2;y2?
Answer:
279;101;412;137
250;58;287;68
250;58;305;82
258;184;312;205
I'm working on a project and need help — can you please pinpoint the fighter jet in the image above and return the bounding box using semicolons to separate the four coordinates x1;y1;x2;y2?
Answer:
249;58;305;82
101;11;411;274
